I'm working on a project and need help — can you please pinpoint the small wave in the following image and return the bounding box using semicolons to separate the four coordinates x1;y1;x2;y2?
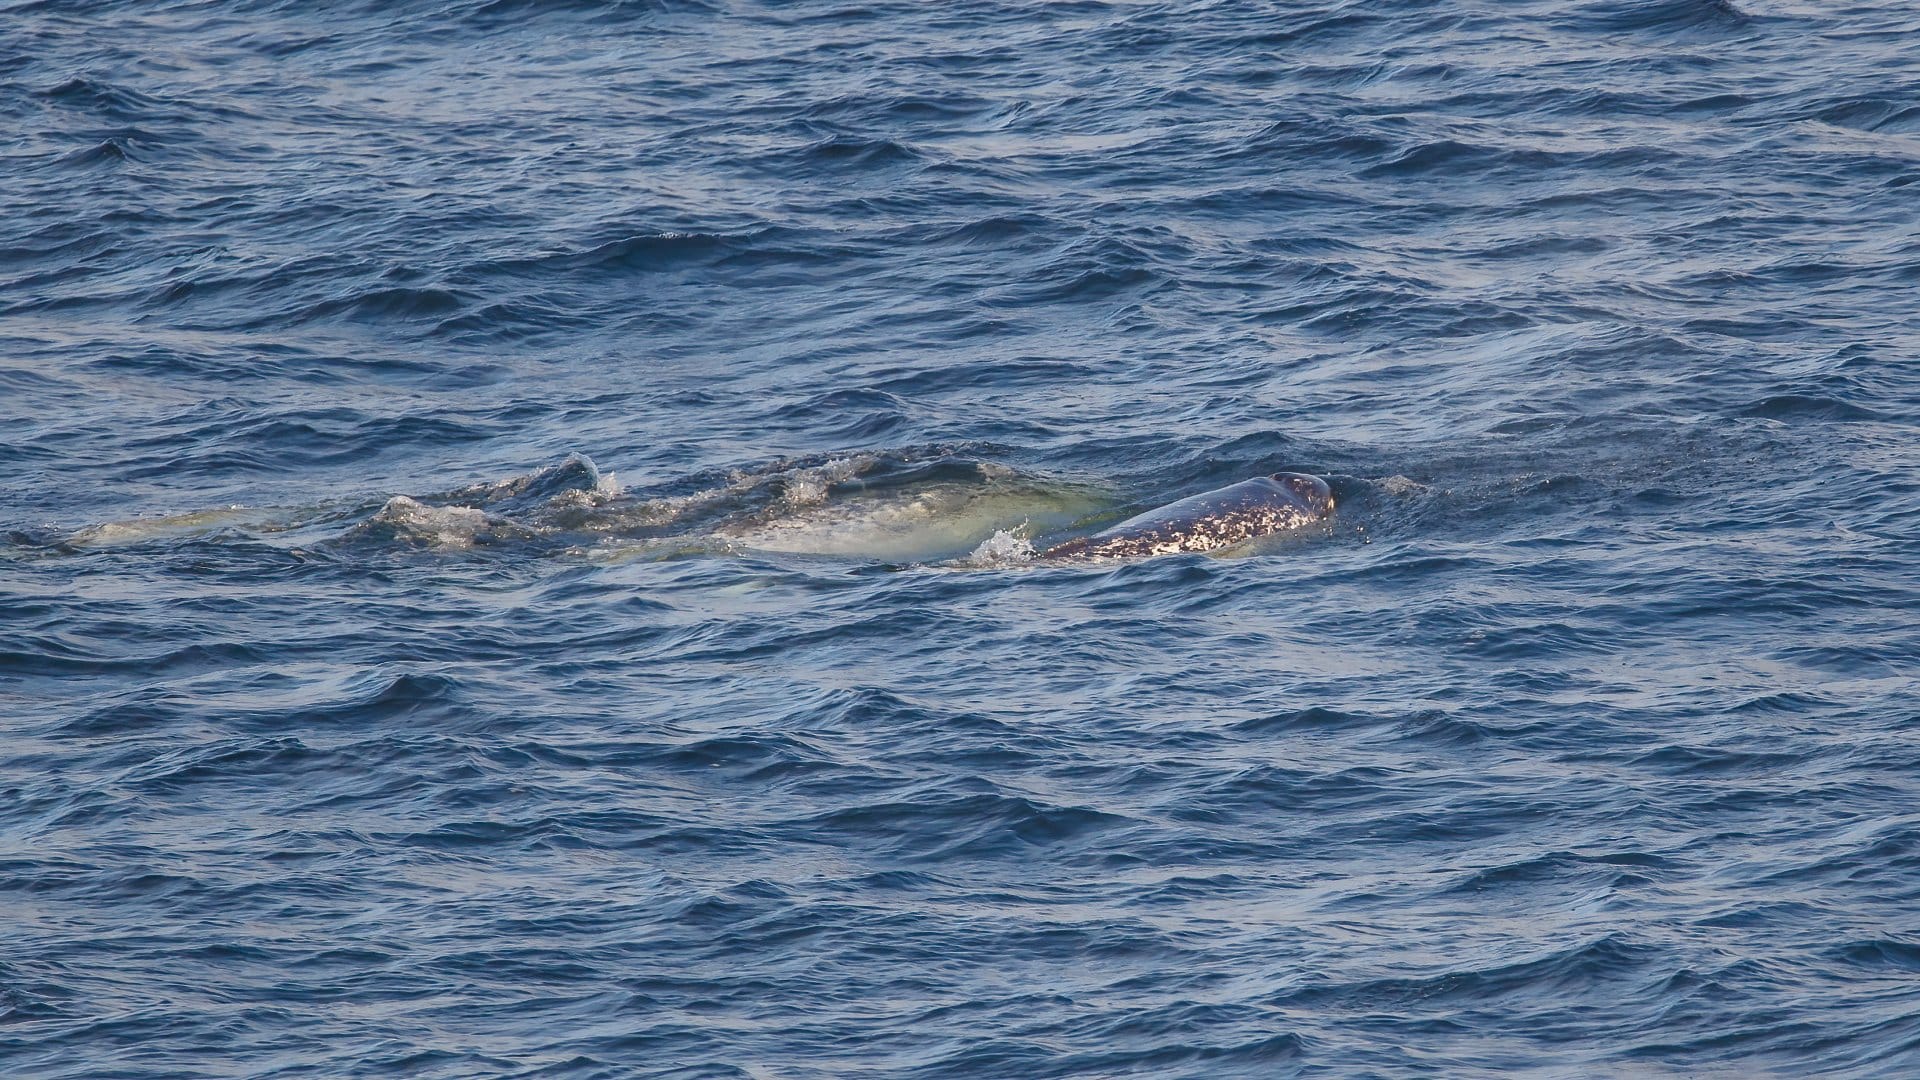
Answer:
430;297;591;344
1739;394;1888;422
1811;97;1916;134
296;285;469;323
33;75;163;117
658;732;841;783
794;788;1133;862
455;0;717;27
1280;934;1656;1009
788;134;930;169
1439;850;1677;897
51;137;135;168
799;91;997;125
1222;115;1397;167
444;452;619;511
1830;939;1920;971
545;230;733;273
488;225;812;280
769;389;911;442
1361;137;1674;180
914;213;1059;248
1573;0;1750;33
1001;235;1164;305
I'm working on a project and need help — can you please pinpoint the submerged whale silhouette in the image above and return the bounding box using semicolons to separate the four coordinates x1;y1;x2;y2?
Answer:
1041;473;1334;559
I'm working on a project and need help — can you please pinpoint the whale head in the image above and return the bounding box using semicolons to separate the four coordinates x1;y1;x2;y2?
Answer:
1271;472;1335;517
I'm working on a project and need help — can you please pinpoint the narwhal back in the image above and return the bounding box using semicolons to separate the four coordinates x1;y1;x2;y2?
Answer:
1042;474;1332;560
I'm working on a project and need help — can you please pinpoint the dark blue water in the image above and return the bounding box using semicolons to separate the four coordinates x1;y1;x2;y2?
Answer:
6;0;1920;1075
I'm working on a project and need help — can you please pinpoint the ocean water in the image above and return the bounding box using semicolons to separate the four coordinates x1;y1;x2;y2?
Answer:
4;0;1919;1075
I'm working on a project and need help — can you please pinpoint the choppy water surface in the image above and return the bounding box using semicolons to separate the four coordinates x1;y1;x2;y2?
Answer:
5;0;1920;1075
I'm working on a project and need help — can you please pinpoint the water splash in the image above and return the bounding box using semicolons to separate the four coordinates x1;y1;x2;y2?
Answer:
962;527;1038;567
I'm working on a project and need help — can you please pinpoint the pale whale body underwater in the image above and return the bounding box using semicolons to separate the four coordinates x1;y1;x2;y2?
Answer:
54;454;1341;564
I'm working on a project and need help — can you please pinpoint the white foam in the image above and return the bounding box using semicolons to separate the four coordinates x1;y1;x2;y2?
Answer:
777;455;870;511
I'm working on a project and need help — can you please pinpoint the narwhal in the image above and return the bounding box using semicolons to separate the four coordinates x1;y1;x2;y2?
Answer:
1040;473;1334;559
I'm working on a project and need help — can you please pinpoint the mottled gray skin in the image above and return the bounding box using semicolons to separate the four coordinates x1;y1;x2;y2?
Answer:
1041;473;1334;560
